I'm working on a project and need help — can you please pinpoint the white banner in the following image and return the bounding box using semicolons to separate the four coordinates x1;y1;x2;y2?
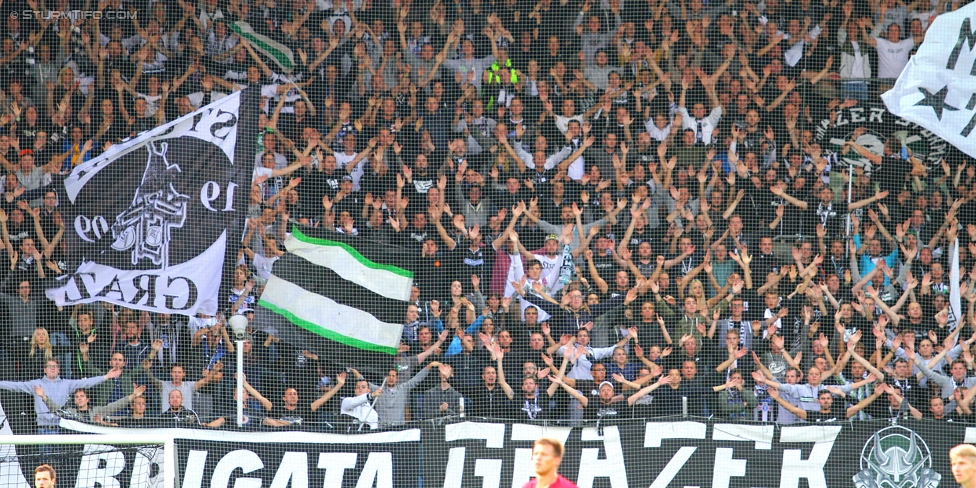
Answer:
882;2;976;158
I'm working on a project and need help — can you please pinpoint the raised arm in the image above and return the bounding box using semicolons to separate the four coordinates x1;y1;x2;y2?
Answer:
627;375;671;405
846;333;886;381
311;372;346;411
240;38;275;78
844;138;882;165
770;185;808;210
842;385;885;418
548;374;587;405
767;386;806;418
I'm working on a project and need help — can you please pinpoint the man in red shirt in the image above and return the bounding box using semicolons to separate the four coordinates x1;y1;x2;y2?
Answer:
522;438;578;488
952;444;976;488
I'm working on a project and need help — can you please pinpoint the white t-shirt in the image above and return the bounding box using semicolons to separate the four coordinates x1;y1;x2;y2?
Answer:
252;253;279;281
850;42;865;79
564;138;586;180
140;93;162;116
188;316;218;335
874;37;914;79
533;251;565;295
159;381;196;413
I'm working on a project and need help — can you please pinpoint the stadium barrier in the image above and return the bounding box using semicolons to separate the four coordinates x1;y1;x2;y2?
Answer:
22;417;968;488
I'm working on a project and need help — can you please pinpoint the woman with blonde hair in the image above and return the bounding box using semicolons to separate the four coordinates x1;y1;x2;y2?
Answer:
678;277;729;319
23;327;57;380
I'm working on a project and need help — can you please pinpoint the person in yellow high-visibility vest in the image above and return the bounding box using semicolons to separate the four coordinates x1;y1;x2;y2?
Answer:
484;53;518;111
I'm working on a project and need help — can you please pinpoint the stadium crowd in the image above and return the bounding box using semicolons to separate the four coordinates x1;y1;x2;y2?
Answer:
0;0;972;432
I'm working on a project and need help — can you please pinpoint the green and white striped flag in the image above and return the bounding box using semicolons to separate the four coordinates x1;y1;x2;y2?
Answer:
231;21;295;74
254;227;413;361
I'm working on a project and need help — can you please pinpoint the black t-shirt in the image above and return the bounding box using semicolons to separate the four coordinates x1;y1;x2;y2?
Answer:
780;193;809;236
116;417;155;428
744;184;777;229
457;245;487;284
509;393;558;421
461;384;511;418
804;409;840;422
412;251;459;301
159;407;202;426
590;254;618;284
668;252;701;277
583;398;628;420
664;347;711;375
736;288;764;321
902;317;940;339
779;295;818;352
752;252;780;279
872;156;911;197
269;403;314;426
652;384;714;417
298;169;341;206
626;227;664;253
634;317;669;349
832;315;872;347
945;410;975;422
890;376;925;408
333;192;363;218
811;198;850;237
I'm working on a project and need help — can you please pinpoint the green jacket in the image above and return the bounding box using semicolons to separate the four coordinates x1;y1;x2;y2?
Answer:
673;298;729;347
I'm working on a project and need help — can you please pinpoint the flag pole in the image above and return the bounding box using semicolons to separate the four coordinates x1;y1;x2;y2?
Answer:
236;340;245;427
845;166;853;259
361;377;388;431
950;237;962;332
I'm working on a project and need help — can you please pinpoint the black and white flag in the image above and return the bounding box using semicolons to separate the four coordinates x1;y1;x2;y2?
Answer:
46;90;256;316
882;1;976;158
950;238;963;331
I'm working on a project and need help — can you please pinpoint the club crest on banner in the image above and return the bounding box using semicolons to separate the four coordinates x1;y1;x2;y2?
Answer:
111;142;190;268
46;92;250;317
814;105;949;173
853;425;941;488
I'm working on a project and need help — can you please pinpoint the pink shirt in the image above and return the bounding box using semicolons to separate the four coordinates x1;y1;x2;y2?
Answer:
522;474;578;488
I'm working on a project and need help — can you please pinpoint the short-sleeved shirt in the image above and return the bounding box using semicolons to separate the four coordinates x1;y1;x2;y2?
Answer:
159;381;196;413
874;38;914;79
811;199;850;237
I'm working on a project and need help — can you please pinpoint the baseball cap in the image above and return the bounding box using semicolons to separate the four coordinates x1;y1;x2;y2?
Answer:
198;299;218;316
546;233;558;242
